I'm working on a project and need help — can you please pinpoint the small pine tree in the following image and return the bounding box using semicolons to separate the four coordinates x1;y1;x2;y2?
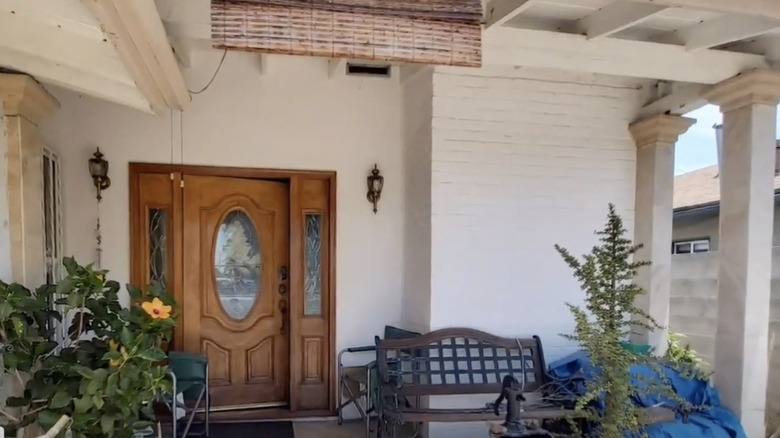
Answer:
554;203;659;438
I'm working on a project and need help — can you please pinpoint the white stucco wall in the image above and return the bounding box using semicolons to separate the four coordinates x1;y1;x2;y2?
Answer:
38;51;405;356
402;68;433;334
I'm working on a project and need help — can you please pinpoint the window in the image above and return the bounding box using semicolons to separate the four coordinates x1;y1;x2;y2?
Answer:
673;239;710;255
43;148;63;283
43;148;64;344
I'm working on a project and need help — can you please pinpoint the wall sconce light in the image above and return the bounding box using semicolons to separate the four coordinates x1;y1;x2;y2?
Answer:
366;164;384;214
88;148;111;201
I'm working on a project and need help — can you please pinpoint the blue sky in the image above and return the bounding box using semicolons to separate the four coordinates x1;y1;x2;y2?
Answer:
675;105;780;175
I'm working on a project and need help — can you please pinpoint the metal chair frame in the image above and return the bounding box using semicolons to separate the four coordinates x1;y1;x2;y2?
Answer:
166;362;210;437
338;346;377;438
338;326;422;438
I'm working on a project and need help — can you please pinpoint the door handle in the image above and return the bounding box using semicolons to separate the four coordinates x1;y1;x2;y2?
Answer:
279;300;288;335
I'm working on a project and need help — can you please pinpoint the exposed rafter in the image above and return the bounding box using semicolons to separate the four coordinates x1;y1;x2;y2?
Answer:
637;83;707;120
632;0;780;22
484;28;769;84
0;9;150;112
681;15;780;51
573;1;668;40
484;0;539;30
82;0;190;114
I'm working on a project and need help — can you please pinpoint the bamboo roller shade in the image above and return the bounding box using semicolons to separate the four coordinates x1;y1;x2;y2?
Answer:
211;0;483;67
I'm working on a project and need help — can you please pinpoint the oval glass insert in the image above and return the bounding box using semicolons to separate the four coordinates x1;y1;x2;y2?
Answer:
214;210;262;320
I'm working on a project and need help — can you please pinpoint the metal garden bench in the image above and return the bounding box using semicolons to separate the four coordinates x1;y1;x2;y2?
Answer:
374;328;571;438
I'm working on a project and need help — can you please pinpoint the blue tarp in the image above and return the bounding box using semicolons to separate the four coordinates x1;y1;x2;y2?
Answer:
547;352;746;438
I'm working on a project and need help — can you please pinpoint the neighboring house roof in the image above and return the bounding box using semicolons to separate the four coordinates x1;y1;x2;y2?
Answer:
674;165;780;212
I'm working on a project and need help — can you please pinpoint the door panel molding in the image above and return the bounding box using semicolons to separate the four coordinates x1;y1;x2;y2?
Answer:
129;163;337;415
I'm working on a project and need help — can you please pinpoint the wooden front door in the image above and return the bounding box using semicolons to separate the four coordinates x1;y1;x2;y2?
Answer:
182;176;290;408
130;164;335;414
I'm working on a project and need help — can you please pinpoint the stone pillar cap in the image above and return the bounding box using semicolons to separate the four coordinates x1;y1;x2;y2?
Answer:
629;114;696;147
0;74;60;122
703;68;780;113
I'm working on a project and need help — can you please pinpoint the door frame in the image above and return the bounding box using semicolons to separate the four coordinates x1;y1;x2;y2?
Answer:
129;163;338;415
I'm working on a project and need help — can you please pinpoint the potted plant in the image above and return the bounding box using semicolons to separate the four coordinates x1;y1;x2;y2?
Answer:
554;204;661;438
0;258;176;438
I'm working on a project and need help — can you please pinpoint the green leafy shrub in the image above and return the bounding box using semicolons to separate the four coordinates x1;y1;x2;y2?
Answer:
555;204;660;438
664;332;711;381
0;257;176;437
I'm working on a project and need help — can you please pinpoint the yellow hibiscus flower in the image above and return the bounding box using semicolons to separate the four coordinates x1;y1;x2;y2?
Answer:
142;298;172;320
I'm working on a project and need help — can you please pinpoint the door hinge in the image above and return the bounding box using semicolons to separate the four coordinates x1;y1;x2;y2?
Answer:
170;173;174;180
180;180;184;188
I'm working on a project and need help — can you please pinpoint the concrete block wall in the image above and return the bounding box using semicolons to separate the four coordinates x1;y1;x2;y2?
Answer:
670;249;780;434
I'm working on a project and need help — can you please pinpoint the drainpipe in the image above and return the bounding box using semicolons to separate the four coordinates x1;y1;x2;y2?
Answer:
714;123;723;177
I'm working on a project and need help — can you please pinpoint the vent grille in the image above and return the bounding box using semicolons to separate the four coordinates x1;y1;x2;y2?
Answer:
346;63;391;77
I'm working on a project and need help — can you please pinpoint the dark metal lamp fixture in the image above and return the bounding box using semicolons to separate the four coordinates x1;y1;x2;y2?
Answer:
366;164;384;214
88;148;111;201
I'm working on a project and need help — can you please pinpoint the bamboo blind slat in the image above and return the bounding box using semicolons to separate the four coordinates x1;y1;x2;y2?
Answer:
212;0;482;67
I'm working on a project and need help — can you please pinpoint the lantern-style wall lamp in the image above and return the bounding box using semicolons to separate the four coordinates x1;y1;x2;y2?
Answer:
88;148;111;201
366;164;384;214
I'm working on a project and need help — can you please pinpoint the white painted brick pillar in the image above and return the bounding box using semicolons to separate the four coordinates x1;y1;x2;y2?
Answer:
628;115;695;354
703;68;780;438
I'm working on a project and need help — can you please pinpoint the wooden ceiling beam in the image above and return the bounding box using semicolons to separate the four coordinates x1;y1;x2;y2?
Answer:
484;0;540;30
484;27;769;84
632;0;780;21
574;1;668;40
0;11;150;112
0;45;150;112
82;0;190;113
636;83;707;120
682;15;780;51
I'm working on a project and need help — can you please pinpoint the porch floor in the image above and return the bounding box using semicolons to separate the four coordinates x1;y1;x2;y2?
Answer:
294;420;364;438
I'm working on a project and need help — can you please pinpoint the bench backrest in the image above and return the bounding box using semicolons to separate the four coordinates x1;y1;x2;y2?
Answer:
376;328;548;396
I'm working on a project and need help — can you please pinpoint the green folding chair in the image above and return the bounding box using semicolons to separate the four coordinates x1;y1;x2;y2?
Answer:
167;351;210;437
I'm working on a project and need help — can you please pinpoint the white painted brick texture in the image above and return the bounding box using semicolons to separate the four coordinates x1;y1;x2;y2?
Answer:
429;66;643;361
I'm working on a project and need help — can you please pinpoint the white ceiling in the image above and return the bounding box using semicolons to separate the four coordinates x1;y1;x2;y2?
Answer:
502;0;780;55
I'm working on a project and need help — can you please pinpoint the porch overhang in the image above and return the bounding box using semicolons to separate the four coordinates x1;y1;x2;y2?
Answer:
0;0;189;114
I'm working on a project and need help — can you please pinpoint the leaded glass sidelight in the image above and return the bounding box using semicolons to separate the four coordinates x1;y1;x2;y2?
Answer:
148;209;168;288
214;211;261;320
304;213;323;316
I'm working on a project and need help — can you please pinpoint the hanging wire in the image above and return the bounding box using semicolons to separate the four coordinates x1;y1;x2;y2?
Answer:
188;49;228;95
170;108;175;164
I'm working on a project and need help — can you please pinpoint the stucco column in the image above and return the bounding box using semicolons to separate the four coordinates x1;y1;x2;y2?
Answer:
628;115;695;353
0;74;60;286
703;68;780;438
